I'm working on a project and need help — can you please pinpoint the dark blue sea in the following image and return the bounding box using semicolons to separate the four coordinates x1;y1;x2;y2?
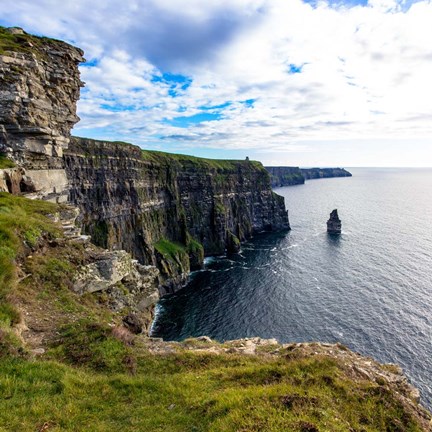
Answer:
152;168;432;409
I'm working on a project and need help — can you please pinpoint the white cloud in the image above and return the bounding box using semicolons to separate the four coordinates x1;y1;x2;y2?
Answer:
1;0;432;165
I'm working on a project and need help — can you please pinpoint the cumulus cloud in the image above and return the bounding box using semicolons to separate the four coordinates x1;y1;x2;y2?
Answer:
1;0;432;165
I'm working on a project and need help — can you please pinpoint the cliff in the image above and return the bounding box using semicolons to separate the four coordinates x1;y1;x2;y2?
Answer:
0;26;84;201
0;27;431;430
65;137;289;292
265;166;352;188
301;167;352;180
266;166;305;187
0;25;289;294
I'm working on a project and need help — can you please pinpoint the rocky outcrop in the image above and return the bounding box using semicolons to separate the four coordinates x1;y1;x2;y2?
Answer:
52;204;161;333
64;137;290;292
301;167;352;180
0;26;84;200
266;166;305;187
327;209;342;234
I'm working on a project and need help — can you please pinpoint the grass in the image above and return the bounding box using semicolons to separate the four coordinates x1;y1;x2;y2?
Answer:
0;26;68;57
154;238;187;262
0;346;425;431
0;192;61;328
0;153;15;169
141;149;264;172
0;193;427;431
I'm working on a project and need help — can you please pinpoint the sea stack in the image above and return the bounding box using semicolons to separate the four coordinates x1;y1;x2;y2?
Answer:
327;209;342;234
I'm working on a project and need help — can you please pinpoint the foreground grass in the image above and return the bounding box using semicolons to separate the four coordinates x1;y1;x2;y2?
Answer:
0;348;425;432
0;193;428;431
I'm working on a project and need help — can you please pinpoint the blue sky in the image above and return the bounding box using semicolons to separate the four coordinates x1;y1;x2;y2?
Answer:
1;0;432;166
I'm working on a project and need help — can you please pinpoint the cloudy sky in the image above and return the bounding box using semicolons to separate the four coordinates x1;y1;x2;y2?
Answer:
1;0;432;166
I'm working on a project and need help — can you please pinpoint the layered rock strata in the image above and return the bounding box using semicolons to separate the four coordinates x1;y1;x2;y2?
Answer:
0;26;84;200
54;204;161;334
64;137;290;292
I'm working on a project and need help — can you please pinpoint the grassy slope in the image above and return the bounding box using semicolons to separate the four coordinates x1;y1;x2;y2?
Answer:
0;193;429;432
0;192;60;327
1;345;426;432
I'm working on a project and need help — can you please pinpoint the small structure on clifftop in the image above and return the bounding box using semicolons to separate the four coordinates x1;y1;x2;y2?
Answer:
327;209;342;234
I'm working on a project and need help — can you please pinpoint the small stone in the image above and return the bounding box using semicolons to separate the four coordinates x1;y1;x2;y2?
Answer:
31;348;45;355
167;404;176;410
196;336;212;343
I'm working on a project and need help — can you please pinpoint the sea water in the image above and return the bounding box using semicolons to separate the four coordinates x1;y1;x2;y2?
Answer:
152;168;432;408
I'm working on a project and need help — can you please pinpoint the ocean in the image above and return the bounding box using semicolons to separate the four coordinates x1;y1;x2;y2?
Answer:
151;168;432;409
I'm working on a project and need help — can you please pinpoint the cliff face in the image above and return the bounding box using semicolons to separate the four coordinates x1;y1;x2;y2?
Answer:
266;166;305;187
301;167;352;180
0;27;84;200
265;166;352;188
0;25;289;295
64;137;289;292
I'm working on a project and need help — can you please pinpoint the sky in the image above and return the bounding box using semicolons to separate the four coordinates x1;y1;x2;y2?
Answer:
1;0;432;167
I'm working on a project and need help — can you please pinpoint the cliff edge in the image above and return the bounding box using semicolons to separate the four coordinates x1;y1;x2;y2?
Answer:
0;27;430;431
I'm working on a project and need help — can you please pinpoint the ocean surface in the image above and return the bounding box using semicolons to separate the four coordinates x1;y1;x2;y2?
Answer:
152;168;432;408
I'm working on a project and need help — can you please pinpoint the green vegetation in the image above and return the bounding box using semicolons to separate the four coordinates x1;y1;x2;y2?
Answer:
154;238;187;262
71;136;264;173
51;320;133;373
0;344;425;431
186;237;204;257
0;153;15;169
0;26;65;57
0;192;60;332
0;194;427;431
141;149;264;172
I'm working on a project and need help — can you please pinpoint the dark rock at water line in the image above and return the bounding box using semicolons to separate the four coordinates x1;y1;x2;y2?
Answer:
123;314;144;334
327;209;342;234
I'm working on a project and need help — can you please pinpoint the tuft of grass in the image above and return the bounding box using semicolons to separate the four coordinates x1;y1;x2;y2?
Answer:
0;153;15;169
50;320;133;373
154;238;186;262
0;328;25;358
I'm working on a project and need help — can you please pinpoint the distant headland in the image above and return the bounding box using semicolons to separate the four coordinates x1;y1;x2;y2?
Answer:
265;166;352;188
